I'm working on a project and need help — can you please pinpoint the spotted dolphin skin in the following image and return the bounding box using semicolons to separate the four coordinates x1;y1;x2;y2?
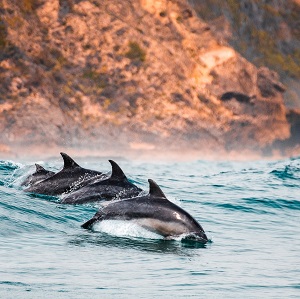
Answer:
24;152;106;196
60;160;142;204
21;164;55;187
81;179;208;243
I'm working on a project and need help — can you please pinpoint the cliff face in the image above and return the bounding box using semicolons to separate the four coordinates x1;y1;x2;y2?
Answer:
0;0;297;159
190;0;300;109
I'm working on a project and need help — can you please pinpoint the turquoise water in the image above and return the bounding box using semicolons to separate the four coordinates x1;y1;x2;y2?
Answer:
0;156;299;298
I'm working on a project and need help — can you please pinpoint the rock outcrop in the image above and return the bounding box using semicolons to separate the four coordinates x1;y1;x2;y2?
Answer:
0;0;297;159
191;0;300;109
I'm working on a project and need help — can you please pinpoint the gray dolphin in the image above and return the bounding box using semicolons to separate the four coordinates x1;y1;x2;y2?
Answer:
24;152;106;196
60;160;142;204
21;164;55;187
81;179;208;243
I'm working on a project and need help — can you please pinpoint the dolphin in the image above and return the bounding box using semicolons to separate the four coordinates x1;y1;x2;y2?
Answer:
60;160;142;204
21;164;55;187
81;179;208;243
24;152;106;196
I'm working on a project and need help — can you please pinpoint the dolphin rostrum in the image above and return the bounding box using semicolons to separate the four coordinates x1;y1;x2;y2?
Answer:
81;179;208;243
24;152;106;196
21;164;55;187
60;160;142;204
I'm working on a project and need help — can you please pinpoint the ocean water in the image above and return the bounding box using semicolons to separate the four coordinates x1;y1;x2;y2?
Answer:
0;156;299;298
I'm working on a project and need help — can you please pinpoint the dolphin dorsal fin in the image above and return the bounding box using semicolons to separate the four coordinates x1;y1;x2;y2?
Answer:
148;179;167;199
35;163;46;173
60;152;80;169
109;160;127;180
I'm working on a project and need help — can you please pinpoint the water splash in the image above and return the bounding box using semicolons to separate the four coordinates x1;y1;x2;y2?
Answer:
93;220;163;240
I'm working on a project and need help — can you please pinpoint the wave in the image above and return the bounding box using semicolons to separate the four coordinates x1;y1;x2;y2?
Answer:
270;159;300;180
0;160;21;171
241;197;300;211
203;196;300;214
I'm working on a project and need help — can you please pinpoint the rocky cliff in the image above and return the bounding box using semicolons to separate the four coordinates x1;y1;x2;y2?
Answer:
190;0;300;108
0;0;298;159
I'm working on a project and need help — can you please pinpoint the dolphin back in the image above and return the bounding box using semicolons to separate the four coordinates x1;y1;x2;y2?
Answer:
24;153;105;196
21;164;55;187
